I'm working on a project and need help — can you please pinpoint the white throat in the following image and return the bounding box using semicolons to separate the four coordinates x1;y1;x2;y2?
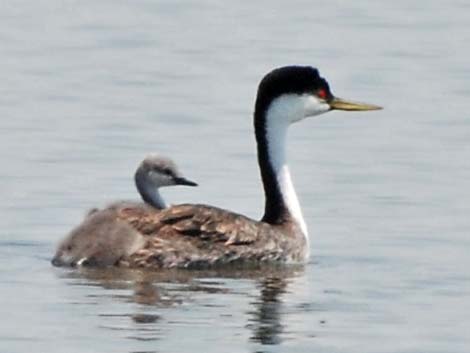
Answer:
147;188;166;209
264;95;310;246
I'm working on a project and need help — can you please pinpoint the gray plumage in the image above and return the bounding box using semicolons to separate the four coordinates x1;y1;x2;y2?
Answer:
52;209;146;267
52;154;196;267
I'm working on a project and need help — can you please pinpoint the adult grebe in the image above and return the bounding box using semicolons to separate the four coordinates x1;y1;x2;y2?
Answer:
52;154;197;267
116;66;381;269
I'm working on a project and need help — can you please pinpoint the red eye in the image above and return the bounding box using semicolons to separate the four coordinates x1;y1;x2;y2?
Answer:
317;89;327;99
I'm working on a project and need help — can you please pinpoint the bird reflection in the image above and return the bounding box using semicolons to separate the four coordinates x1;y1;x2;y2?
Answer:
56;264;303;347
59;267;198;307
248;276;288;345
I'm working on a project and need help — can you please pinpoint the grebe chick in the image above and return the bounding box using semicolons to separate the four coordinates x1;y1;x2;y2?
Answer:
99;154;197;212
51;154;197;267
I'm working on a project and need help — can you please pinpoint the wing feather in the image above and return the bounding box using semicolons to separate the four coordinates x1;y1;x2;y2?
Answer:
117;203;261;245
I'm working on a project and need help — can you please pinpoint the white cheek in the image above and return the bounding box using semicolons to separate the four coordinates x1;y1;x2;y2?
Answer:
301;94;330;117
266;94;330;126
267;94;306;125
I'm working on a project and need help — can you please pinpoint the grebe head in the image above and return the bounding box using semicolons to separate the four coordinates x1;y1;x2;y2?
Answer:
136;154;198;189
254;66;382;229
255;66;382;124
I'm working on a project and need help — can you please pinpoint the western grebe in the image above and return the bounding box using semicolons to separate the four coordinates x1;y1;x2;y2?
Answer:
52;154;196;267
117;66;381;269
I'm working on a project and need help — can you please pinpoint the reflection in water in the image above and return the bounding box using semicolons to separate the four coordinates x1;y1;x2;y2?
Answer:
60;267;195;307
133;281;162;306
57;265;303;347
248;276;287;345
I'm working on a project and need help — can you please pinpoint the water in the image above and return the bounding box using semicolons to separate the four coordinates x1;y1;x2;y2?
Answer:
1;1;470;352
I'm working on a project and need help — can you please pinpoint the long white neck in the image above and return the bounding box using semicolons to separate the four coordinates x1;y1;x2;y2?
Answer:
264;96;309;245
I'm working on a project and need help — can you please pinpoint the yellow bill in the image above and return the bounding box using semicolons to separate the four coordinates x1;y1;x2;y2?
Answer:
329;97;382;111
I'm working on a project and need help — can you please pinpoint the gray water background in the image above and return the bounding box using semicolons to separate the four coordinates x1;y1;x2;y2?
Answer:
1;1;469;352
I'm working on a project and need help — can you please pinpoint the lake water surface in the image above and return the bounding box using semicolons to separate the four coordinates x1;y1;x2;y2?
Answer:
1;1;470;352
